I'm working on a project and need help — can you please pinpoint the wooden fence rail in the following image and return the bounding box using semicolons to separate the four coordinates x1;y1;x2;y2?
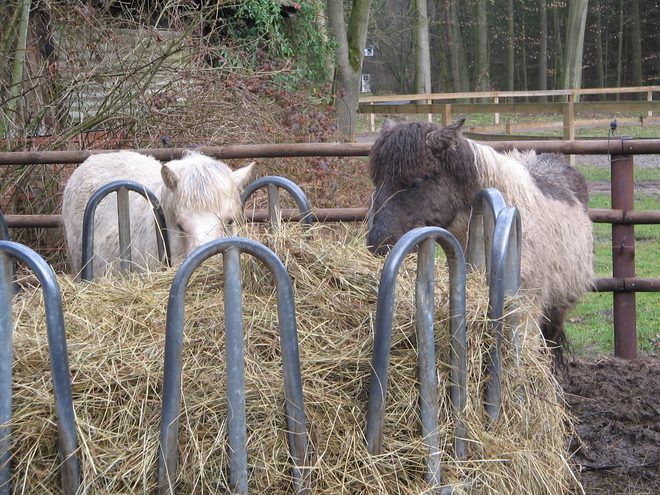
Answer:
359;86;660;140
2;138;659;358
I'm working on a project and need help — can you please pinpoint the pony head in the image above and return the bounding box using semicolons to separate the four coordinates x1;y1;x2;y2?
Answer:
160;153;254;261
367;119;479;254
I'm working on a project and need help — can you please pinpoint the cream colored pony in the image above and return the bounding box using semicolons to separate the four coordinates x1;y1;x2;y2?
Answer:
63;151;254;278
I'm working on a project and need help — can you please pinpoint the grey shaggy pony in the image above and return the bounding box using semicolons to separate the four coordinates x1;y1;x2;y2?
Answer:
367;119;595;349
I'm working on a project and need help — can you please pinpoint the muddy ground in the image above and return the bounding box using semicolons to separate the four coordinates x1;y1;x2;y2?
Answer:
555;154;660;494
561;356;660;494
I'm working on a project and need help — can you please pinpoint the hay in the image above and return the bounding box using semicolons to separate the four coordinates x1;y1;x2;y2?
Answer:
9;224;581;494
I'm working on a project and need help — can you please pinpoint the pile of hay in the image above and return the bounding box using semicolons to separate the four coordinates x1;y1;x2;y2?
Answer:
10;225;580;494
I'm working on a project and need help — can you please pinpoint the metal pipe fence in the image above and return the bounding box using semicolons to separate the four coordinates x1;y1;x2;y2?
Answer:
1;139;659;357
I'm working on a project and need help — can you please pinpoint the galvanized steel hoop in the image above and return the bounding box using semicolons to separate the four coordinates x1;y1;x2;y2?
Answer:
365;226;467;492
80;179;170;280
158;237;308;495
0;241;80;495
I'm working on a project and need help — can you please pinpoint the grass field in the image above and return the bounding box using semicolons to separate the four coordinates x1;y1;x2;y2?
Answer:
567;165;660;356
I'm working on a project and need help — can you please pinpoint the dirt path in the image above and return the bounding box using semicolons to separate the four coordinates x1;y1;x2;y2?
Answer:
561;356;660;494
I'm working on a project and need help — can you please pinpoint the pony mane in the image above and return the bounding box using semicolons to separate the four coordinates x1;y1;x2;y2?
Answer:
170;154;242;213
467;140;539;208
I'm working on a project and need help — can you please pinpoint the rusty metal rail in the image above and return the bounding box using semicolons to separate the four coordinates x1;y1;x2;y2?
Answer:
3;138;660;358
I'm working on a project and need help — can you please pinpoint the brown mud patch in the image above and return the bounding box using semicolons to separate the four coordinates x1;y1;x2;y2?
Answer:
561;356;660;494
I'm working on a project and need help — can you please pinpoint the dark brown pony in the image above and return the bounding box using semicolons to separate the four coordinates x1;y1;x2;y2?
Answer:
367;119;594;349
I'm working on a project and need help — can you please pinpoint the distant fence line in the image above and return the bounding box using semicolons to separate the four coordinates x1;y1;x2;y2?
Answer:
359;86;660;139
2;138;660;359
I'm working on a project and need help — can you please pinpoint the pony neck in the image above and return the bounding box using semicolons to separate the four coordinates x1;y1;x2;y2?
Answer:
466;139;539;210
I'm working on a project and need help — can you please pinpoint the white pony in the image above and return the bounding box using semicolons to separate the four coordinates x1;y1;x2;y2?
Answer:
63;151;254;278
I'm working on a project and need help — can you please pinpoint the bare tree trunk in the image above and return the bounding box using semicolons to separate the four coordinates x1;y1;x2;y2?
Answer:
522;9;528;93
474;0;489;100
2;0;31;139
506;0;514;92
594;0;605;98
539;0;548;101
431;0;448;92
443;0;460;92
413;0;432;98
552;1;564;90
315;5;336;82
616;0;623;92
631;0;642;95
448;0;469;93
561;0;589;91
327;0;373;140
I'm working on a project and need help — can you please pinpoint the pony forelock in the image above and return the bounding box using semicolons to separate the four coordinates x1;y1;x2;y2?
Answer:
370;121;439;185
169;154;242;214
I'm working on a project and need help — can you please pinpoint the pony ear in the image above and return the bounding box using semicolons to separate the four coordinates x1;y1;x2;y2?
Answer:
425;119;466;153
161;164;181;191
232;161;255;189
381;118;397;131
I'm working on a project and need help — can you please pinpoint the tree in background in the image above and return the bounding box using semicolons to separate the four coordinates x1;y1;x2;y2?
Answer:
413;0;432;96
474;0;489;98
561;0;589;90
326;0;374;139
368;0;660;96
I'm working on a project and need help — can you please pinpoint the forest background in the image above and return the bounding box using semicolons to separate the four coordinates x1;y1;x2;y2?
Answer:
0;0;659;231
2;0;659;144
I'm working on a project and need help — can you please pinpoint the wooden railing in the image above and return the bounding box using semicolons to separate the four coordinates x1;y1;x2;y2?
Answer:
359;86;660;139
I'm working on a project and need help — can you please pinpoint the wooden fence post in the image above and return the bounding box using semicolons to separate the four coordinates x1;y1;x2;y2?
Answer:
563;102;575;165
370;104;375;132
441;104;452;126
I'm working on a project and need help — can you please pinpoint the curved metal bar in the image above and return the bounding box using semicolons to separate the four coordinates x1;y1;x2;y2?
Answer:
158;237;307;495
241;176;313;228
0;241;79;495
484;207;522;423
81;180;170;280
366;226;467;490
466;188;507;273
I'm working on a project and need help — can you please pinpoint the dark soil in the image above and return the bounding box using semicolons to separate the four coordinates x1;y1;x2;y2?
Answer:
561;356;660;494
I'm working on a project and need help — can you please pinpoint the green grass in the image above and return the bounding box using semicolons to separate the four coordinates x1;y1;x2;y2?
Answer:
577;164;660;182
358;111;660;139
566;192;660;355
